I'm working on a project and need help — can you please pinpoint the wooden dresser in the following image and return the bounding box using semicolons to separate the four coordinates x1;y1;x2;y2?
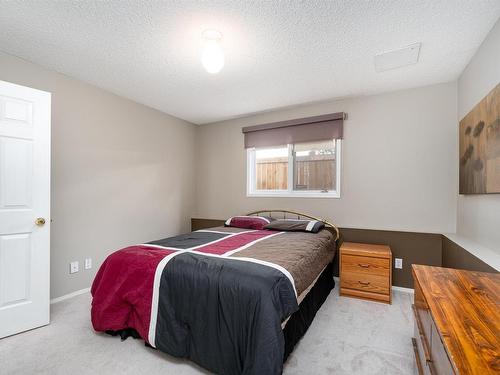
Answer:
339;242;392;304
412;265;500;374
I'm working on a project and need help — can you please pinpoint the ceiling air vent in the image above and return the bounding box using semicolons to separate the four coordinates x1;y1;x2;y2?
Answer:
374;43;421;72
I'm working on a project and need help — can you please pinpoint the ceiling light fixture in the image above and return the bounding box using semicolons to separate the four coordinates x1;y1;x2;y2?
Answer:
201;29;224;74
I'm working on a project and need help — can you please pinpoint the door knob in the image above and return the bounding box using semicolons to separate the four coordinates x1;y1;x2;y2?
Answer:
35;217;46;226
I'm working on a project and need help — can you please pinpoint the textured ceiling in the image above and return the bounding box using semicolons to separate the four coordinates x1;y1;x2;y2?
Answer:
0;1;499;124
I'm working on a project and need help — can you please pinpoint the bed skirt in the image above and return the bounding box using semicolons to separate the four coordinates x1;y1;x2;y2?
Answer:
282;261;335;361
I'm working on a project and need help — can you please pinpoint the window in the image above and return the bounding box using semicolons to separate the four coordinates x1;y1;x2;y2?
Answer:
247;139;341;198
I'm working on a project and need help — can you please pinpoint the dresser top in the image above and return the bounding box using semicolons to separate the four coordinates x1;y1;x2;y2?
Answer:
412;264;500;374
340;242;391;258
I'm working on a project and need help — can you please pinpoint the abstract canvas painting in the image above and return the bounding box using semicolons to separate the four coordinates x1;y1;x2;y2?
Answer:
459;83;500;194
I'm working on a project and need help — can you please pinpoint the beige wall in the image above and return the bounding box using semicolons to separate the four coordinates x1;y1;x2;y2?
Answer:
0;52;197;298
5;27;494;298
457;19;500;254
195;82;458;234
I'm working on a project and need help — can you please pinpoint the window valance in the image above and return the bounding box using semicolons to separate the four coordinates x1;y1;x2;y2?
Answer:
242;112;345;148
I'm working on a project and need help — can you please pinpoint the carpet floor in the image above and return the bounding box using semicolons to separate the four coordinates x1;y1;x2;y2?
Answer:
0;285;417;375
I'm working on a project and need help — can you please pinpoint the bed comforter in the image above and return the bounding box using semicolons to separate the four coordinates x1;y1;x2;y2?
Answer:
91;227;336;375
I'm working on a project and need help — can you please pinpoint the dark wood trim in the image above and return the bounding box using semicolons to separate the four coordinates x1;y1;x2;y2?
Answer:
190;218;498;288
191;218;225;231
441;236;496;273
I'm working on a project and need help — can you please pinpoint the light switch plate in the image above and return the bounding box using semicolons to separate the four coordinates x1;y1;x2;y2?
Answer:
70;261;79;274
395;258;403;269
84;258;92;270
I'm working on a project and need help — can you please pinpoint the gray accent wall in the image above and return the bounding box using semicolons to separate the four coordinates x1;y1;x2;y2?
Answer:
0;52;197;299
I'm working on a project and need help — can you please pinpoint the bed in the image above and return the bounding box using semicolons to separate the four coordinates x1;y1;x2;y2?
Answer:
91;210;339;375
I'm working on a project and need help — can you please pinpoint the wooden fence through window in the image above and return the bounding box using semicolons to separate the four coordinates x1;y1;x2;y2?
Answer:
256;158;336;191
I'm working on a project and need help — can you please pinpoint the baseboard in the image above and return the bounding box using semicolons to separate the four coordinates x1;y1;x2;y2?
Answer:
50;287;90;304
333;276;413;294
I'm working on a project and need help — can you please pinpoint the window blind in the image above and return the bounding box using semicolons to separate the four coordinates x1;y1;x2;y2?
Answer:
242;112;345;148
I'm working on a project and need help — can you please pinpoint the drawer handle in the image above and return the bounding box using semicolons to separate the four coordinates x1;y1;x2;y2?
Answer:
358;263;370;268
358;281;371;286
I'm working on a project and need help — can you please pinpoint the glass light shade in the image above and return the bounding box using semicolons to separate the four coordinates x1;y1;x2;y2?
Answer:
202;30;224;74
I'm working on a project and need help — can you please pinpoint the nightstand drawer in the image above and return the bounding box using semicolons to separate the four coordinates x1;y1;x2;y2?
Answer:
341;271;390;294
341;254;390;276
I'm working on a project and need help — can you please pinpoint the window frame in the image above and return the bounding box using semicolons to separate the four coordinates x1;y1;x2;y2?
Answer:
246;139;342;198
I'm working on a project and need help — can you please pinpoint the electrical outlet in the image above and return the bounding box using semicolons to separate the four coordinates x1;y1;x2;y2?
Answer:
84;258;92;270
395;258;403;269
70;261;79;274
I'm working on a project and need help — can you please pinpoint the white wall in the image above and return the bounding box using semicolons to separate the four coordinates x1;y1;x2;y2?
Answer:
457;19;500;254
196;82;458;234
0;52;197;298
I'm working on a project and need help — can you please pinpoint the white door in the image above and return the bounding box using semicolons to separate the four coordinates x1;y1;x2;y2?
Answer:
0;80;51;338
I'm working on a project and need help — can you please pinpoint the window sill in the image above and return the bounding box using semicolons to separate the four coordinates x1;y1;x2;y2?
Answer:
247;191;340;199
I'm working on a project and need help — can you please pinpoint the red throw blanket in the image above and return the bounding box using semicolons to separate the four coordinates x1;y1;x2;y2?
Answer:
91;245;175;340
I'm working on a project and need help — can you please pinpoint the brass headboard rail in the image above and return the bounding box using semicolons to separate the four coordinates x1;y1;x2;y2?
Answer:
245;209;340;241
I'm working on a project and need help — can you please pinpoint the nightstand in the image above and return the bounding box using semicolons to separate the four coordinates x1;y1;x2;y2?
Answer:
339;242;392;304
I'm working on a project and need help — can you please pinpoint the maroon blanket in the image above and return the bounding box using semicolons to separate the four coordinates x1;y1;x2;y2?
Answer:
91;245;174;341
